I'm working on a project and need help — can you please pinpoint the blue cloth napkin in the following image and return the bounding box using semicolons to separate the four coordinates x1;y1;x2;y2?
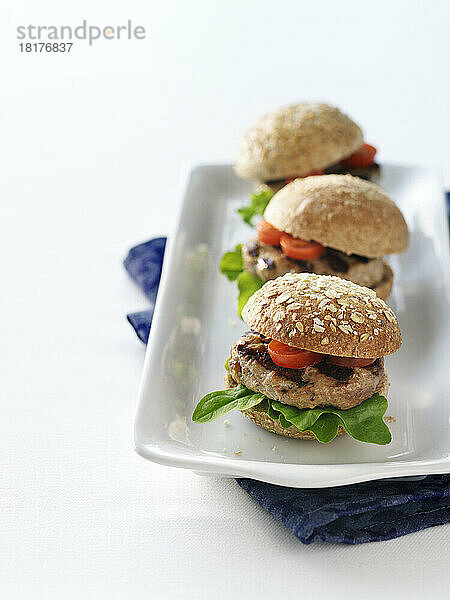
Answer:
124;237;450;544
124;237;166;343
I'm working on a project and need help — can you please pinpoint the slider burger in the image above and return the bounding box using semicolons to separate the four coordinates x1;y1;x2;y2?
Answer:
234;102;380;194
192;273;401;444
240;174;409;300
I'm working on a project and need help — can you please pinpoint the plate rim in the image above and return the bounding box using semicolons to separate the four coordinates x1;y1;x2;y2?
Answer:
133;440;450;488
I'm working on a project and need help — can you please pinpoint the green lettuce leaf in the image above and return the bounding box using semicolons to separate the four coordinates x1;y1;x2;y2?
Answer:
192;385;265;423
237;188;274;226
219;244;243;281
306;414;341;443
219;244;263;317
237;271;263;316
270;393;391;445
192;381;391;445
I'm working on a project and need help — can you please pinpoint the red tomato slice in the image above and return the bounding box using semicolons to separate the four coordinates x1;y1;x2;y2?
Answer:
342;143;377;168
268;340;323;369
328;356;376;368
280;233;326;260
257;221;283;246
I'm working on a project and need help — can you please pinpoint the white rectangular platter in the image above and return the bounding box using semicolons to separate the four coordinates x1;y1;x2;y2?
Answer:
134;163;450;487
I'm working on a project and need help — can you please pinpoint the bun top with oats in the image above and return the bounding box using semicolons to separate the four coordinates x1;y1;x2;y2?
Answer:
234;102;381;188
263;174;409;258
242;272;402;358
193;272;399;445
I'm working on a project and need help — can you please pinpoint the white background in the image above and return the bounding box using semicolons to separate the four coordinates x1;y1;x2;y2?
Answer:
1;1;449;598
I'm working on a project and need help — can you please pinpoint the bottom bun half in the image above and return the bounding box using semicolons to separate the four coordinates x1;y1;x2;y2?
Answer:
241;403;346;439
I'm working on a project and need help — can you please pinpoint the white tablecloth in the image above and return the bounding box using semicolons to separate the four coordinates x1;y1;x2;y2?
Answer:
1;1;449;597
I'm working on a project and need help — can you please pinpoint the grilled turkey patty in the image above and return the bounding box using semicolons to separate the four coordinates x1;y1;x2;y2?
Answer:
324;162;380;182
242;240;385;288
226;332;386;410
261;164;380;193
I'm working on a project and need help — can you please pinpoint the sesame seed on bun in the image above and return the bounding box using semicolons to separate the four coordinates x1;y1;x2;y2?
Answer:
241;273;402;358
263;174;409;257
234;103;363;181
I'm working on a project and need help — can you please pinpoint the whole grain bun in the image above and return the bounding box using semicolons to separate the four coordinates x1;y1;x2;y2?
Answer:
234;103;363;181
264;174;409;257
241;272;402;358
241;372;388;439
